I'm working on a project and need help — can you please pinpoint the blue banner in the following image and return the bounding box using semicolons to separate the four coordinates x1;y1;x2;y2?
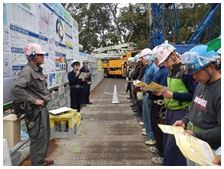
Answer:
10;24;48;41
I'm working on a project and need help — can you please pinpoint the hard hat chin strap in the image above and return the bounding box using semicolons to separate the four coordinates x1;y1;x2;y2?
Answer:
203;67;213;84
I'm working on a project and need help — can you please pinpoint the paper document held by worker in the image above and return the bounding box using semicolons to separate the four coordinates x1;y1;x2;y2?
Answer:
133;80;167;92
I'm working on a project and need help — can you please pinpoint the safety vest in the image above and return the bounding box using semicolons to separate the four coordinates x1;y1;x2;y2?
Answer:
164;77;191;110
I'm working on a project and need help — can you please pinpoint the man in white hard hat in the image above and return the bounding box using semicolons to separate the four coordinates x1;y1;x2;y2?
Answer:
149;45;169;165
139;48;159;147
11;43;53;166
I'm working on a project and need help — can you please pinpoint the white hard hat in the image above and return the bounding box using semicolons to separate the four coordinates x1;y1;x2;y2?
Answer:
152;46;160;61
140;48;156;61
139;48;153;58
152;46;159;54
24;43;46;56
156;43;176;65
71;59;80;67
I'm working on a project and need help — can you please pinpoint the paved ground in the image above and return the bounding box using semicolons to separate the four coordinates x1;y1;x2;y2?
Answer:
21;78;156;166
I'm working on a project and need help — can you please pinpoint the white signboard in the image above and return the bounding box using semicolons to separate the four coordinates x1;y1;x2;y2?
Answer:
3;3;80;104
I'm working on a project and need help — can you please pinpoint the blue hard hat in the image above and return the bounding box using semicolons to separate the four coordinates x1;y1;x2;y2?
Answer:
181;45;219;74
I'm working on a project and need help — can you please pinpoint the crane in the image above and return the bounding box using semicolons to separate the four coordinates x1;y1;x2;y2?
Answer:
148;3;221;53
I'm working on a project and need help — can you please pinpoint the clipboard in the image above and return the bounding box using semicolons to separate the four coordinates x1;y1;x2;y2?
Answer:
78;72;90;79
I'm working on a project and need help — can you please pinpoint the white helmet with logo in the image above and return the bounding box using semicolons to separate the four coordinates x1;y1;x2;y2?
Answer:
156;43;176;65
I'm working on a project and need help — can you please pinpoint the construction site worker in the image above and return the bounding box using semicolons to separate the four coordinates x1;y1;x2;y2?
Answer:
68;60;85;112
125;61;131;97
132;53;143;80
150;46;168;165
11;43;53;166
130;54;144;121
155;43;197;166
126;57;136;99
137;57;147;80
129;54;142;107
174;45;221;166
139;48;158;146
80;59;92;104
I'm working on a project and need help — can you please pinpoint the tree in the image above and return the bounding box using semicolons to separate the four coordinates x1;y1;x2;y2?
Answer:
63;3;119;52
63;3;221;52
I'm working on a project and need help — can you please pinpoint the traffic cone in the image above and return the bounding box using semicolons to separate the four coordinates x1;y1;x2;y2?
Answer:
112;85;120;104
